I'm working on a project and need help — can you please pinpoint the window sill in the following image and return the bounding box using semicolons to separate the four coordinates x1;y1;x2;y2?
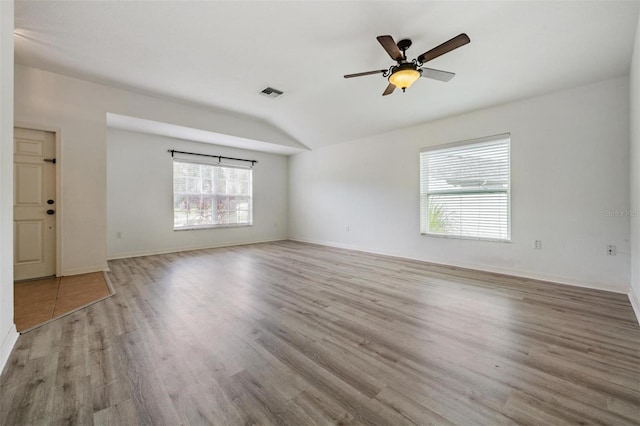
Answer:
174;224;253;231
421;232;511;243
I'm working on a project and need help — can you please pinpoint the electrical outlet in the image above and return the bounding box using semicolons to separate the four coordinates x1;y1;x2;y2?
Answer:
533;240;542;250
607;244;616;256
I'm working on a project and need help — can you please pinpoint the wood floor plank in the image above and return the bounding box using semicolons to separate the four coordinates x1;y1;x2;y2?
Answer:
1;241;639;425
49;375;93;425
289;387;355;425
93;398;140;426
255;332;415;425
375;386;457;426
1;371;56;425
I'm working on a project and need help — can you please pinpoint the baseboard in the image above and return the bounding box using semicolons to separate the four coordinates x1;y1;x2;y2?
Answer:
107;238;288;261
288;237;629;294
102;270;116;294
629;287;640;326
0;324;19;377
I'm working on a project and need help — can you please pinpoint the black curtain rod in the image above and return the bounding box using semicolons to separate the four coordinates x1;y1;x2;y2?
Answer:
168;149;257;166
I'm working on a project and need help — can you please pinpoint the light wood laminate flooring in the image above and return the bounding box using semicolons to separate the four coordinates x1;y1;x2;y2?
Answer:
1;241;639;425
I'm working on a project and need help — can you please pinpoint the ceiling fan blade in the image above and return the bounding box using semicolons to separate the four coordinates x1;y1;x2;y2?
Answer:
382;83;396;96
417;33;470;64
377;35;403;61
344;69;387;78
420;67;455;82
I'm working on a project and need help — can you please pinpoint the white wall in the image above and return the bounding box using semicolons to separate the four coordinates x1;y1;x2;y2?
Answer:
14;65;300;275
290;77;631;292
630;10;640;317
107;129;288;258
0;0;18;374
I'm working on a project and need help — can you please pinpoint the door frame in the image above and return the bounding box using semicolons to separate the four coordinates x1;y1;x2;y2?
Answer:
14;122;63;277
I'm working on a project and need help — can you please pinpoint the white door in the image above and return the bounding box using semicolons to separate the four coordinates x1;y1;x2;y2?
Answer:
14;127;56;280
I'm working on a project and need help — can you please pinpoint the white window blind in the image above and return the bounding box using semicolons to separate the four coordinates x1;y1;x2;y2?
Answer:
420;134;510;241
173;160;253;230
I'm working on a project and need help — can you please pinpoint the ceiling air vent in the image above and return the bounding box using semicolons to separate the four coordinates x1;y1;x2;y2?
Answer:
259;87;284;99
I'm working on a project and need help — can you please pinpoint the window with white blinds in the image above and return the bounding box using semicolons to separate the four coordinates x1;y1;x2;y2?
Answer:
420;134;510;241
173;160;253;230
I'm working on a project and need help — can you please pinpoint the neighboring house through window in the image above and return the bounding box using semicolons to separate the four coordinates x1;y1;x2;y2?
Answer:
420;133;511;241
173;160;253;230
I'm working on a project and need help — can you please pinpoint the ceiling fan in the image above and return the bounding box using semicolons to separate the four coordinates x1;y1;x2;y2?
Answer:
344;33;470;96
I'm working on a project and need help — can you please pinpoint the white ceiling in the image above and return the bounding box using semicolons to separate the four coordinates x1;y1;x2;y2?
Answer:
106;113;307;155
14;0;640;151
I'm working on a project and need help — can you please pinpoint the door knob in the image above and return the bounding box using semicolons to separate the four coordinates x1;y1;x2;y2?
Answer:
47;199;54;205
46;209;55;215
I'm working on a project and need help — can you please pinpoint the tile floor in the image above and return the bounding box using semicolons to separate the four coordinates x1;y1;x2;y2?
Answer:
14;272;112;332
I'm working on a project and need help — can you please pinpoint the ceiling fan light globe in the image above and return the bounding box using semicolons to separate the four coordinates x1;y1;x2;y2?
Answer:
388;68;421;90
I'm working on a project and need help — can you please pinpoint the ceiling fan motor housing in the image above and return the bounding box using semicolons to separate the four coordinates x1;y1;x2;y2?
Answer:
396;39;412;54
392;62;421;74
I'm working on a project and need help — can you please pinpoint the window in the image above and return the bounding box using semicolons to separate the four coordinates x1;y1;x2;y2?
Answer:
173;160;253;230
420;134;510;241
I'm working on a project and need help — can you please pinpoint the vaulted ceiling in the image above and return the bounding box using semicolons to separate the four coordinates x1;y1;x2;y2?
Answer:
14;1;640;150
